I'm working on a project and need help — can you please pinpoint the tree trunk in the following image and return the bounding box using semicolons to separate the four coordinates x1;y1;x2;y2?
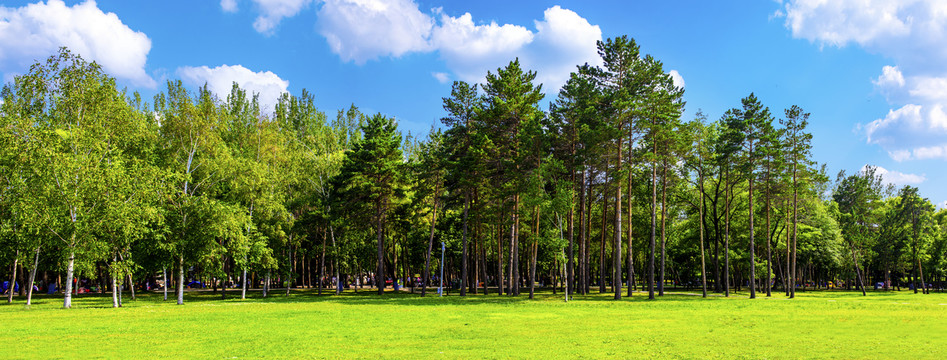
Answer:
848;244;867;296
660;158;668;296
496;215;504;296
724;167;731;297
749;163;756;299
162;267;168;301
627;124;636;297
529;206;539;300
263;270;270;297
461;191;469;296
423;186;439;297
785;197;791;296
600;159;609;294
699;168;708;298
791;161;798;298
63;247;76;308
26;247;40;306
568;189;575;297
177;255;185;305
330;224;340;295
574;166;588;294
765;187;772;297
614;137;623;300
112;254;119;308
649;142;657;300
319;227;326;295
513;195;521;296
7;251;18;304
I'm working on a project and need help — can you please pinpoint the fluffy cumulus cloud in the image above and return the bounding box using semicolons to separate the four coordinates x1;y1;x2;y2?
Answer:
317;0;434;64
177;65;289;115
669;70;686;89
778;0;947;162
430;10;534;82
431;72;449;84
0;0;154;87
221;0;238;13
524;6;602;90
316;2;602;91
861;165;926;187
252;0;312;34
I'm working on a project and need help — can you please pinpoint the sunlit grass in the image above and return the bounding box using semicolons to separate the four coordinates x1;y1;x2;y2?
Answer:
4;288;946;359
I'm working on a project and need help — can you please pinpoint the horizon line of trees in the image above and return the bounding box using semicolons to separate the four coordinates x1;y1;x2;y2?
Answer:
2;41;946;309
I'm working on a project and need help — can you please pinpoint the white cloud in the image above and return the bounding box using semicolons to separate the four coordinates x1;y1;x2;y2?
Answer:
432;72;449;84
317;0;433;64
0;0;154;87
913;144;947;160
888;149;912;162
779;0;947;69
872;65;904;100
779;1;947;162
315;2;601;92
861;165;926;186
938;200;947;209
221;0;238;13
669;70;685;89
431;11;533;82
177;64;289;115
252;0;312;34
525;6;602;91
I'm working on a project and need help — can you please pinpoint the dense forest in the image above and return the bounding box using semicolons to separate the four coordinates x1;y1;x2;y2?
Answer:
2;38;946;309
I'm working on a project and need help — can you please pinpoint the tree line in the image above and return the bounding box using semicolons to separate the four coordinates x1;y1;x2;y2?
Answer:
2;39;945;309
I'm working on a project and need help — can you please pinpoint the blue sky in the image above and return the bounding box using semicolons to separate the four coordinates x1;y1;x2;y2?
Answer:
1;0;945;208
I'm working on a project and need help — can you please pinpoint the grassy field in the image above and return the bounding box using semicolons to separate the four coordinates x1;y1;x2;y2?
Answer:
4;288;946;359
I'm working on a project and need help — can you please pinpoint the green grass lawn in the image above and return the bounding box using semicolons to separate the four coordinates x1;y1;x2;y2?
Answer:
4;288;946;359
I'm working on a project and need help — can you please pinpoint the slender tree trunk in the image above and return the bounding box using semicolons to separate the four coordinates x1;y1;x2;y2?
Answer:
529;206;539;299
785;197;791;296
511;194;522;296
263;270;270;297
699;168;708;298
111;254;119;308
330;224;340;295
614;137;623;300
791;161;798;298
749;162;757;299
627;158;635;296
7;251;18;304
649;142;657;300
508;207;516;296
162;267;168;301
724;167;731;297
497;215;504;296
765;186;772;297
26;247;39;306
584;168;593;294
423;185;439;297
848;243;867;296
177;255;185;305
461;191;469;296
568;185;575;296
660;159;668;296
319;228;326;295
63;246;76;308
918;257;927;295
600;159;609;294
579;168;587;295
